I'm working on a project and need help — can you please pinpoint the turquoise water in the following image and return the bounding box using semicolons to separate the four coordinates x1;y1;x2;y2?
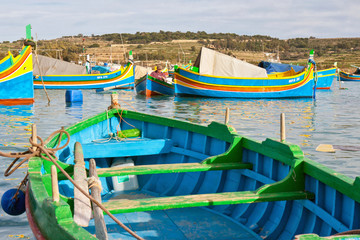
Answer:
1;80;360;239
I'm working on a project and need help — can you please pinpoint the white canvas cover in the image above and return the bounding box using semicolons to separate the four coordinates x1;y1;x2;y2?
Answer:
135;65;152;79
33;55;87;75
195;47;268;78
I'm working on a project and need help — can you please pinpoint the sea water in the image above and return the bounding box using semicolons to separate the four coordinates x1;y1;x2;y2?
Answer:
1;80;360;239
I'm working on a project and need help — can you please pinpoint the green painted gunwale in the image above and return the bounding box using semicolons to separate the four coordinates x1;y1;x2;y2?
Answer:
27;109;360;239
147;74;174;88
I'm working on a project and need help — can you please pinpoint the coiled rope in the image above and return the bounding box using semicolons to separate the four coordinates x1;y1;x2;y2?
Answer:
1;128;143;240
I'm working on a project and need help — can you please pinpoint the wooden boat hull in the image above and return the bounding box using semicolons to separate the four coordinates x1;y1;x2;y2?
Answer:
135;74;174;97
27;109;360;239
33;62;135;89
339;71;360;81
316;68;336;89
174;64;315;98
0;46;34;105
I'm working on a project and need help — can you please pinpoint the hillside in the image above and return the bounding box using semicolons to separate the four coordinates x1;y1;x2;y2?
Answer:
1;31;360;72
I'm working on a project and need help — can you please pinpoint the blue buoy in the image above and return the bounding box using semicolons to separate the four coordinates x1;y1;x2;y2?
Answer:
1;188;26;215
65;90;83;103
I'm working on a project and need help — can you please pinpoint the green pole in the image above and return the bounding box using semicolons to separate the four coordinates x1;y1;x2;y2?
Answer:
26;24;32;40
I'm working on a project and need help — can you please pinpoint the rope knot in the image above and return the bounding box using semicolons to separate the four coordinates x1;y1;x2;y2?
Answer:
87;176;103;192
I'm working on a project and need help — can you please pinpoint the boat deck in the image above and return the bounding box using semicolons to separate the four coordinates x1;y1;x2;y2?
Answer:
84;190;261;240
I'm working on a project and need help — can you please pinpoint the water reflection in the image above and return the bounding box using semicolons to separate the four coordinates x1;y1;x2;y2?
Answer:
65;102;83;120
174;97;316;145
0;105;34;149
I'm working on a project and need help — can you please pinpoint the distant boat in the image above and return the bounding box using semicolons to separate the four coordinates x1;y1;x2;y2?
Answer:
135;74;174;97
315;68;336;89
174;47;315;98
25;105;360;239
33;56;135;89
260;61;336;90
339;69;360;81
0;27;34;105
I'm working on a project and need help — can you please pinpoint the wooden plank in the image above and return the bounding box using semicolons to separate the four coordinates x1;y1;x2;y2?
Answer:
97;162;253;178
89;159;108;240
73;142;92;227
51;165;59;202
82;139;173;158
103;190;315;214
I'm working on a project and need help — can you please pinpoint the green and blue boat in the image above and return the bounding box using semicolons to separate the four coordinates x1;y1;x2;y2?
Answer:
25;101;360;239
135;74;174;97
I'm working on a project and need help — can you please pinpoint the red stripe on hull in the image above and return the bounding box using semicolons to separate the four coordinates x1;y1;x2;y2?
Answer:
0;98;34;106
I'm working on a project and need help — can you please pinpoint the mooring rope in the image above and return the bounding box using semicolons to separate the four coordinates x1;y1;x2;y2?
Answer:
34;37;51;104
1;128;143;240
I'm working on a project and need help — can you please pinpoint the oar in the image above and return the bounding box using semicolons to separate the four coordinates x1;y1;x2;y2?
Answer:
316;144;360;153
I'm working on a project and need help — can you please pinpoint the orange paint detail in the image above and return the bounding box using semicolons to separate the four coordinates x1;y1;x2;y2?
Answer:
0;98;34;106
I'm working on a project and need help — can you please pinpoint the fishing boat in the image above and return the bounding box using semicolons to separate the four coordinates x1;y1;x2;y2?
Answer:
260;61;335;90
339;69;360;81
23;95;360;239
33;60;135;90
135;74;174;97
0;26;34;105
315;68;336;89
174;47;315;98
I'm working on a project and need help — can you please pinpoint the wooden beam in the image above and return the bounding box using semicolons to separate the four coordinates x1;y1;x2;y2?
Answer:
73;142;91;227
97;162;253;178
51;165;59;202
103;190;315;214
89;159;108;240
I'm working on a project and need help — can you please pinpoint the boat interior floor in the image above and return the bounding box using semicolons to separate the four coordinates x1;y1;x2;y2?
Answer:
84;190;261;240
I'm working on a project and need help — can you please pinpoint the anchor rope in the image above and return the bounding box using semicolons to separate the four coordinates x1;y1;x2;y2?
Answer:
1;128;143;240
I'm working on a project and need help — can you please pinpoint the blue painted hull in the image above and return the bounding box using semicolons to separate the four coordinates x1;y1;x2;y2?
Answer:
27;109;360;240
134;75;147;95
33;63;135;89
0;56;13;72
135;74;174;97
316;68;336;89
174;65;315;98
0;46;34;105
0;72;34;100
339;71;360;81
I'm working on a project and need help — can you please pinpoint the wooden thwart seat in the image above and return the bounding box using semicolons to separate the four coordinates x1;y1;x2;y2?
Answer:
97;162;253;177
103;190;315;214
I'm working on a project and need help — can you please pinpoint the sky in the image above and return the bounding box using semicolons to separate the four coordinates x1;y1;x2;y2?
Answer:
1;0;359;42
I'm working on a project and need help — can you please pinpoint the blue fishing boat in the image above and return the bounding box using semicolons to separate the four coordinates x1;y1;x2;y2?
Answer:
0;25;34;105
18;94;360;239
135;74;174;97
33;61;135;90
339;69;360;81
174;47;315;98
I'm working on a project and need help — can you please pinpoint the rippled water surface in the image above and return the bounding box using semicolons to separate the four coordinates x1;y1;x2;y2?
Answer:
1;80;360;239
